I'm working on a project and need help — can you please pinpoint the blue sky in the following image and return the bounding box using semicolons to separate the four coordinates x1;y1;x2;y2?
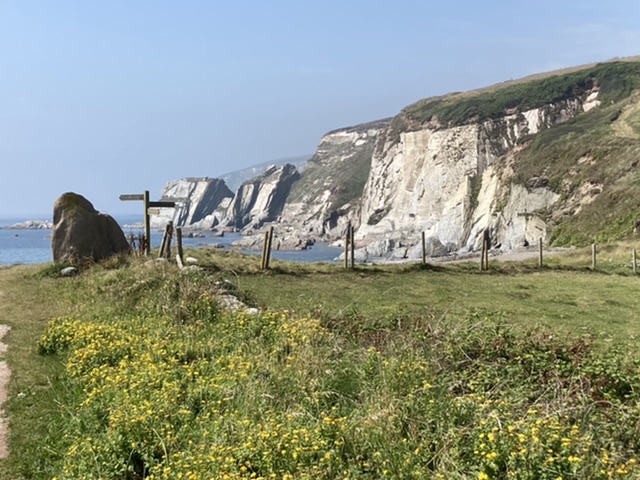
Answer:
1;0;639;216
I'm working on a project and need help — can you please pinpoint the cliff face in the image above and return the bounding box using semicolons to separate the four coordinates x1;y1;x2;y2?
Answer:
153;178;233;229
222;164;300;230
156;60;640;256
356;100;588;258
279;119;390;238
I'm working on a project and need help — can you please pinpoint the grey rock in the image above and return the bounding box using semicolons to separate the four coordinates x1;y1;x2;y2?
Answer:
52;193;130;263
214;279;235;291
180;265;203;275
60;266;79;277
218;294;245;311
144;258;168;268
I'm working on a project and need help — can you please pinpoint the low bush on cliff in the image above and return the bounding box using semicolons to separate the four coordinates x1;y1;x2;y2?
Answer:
8;257;639;479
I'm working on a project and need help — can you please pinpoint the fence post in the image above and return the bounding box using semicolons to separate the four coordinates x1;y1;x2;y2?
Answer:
485;239;489;271
261;231;269;270
158;223;168;258
158;221;173;259
480;238;486;271
350;225;355;269
165;221;173;259
265;226;274;270
176;227;184;267
143;190;151;255
633;248;637;275
592;243;597;270
538;237;543;268
344;226;350;269
421;231;426;265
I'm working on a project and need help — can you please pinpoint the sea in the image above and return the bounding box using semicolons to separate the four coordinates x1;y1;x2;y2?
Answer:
0;215;341;265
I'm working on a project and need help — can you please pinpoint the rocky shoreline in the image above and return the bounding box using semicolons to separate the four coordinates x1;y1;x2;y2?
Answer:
2;220;52;230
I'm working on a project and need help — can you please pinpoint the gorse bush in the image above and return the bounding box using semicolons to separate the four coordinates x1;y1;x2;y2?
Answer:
37;264;640;479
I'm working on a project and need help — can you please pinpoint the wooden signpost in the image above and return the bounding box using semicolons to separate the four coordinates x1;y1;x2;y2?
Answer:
119;190;176;255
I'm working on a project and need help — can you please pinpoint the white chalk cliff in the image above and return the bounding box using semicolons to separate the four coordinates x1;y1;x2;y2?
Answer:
355;99;590;259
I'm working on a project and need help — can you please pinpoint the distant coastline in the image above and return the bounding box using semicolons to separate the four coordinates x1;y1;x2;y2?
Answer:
1;219;52;230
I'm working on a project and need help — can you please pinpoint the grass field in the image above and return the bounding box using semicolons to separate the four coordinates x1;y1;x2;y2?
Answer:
2;247;640;478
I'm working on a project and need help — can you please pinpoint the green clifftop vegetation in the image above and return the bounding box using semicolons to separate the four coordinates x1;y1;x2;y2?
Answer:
403;61;640;127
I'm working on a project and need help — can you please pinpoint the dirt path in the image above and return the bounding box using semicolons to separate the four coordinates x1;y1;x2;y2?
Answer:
429;246;573;265
0;325;10;459
612;103;640;139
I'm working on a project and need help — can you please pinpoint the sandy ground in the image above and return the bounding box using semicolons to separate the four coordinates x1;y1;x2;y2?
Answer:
0;325;10;459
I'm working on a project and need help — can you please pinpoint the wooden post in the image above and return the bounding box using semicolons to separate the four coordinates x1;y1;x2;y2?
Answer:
350;225;355;269
158;225;168;258
344;228;350;269
538;237;543;268
633;248;637;275
421;231;427;265
143;190;151;255
166;221;173;259
480;239;486;271
265;226;274;269
261;231;269;270
592;243;597;270
158;221;173;259
484;239;489;271
176;227;184;265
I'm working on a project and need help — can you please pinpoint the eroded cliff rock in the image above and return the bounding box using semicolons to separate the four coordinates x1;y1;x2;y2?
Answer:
153;178;233;229
223;164;300;230
355;98;590;260
279;119;390;238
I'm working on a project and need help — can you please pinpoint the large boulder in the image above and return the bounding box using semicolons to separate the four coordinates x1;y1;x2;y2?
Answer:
52;192;130;263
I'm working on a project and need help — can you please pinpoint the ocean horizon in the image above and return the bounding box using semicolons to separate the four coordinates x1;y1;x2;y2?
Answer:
0;215;341;265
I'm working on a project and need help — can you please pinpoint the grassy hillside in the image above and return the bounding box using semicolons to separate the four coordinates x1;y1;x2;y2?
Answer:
286;121;389;221
5;246;640;478
512;90;640;246
289;141;375;214
403;61;640;128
